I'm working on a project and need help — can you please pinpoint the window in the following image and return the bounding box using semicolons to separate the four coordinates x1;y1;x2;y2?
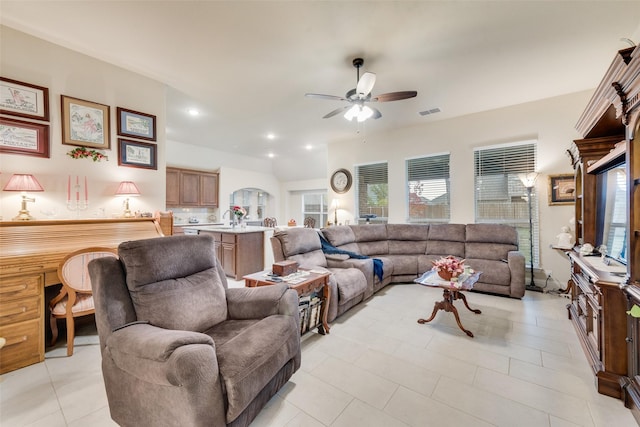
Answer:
302;193;328;227
406;153;450;223
474;141;538;266
355;162;388;223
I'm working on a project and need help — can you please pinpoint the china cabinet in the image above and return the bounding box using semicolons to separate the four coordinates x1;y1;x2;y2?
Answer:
569;45;640;420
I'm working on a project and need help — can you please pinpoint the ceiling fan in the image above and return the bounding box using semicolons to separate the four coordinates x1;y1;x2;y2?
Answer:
305;58;418;122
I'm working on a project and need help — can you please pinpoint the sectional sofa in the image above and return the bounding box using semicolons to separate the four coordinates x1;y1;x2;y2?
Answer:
270;223;525;323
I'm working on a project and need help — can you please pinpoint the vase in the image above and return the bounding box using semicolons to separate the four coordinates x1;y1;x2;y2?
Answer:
238;217;246;229
437;270;454;281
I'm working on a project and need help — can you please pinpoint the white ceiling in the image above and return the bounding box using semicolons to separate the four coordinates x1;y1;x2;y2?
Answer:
2;1;640;179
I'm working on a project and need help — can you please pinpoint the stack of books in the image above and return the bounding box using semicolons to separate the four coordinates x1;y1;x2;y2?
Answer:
298;293;322;334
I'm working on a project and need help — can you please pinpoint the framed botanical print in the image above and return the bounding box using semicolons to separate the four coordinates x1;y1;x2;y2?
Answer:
117;107;156;141
61;95;110;149
0;77;50;121
0;117;49;158
118;138;157;170
548;174;576;205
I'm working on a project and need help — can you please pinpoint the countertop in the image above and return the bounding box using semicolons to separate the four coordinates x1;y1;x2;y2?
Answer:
182;225;272;233
173;222;224;227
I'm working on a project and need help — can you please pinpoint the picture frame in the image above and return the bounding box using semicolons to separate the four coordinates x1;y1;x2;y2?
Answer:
118;138;157;170
61;95;110;149
0;77;50;121
548;174;575;205
117;107;156;141
0;116;50;158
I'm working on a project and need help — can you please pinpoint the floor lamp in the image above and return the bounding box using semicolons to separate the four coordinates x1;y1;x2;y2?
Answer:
520;172;543;293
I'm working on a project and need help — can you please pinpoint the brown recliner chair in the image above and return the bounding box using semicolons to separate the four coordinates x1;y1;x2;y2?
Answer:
88;234;301;427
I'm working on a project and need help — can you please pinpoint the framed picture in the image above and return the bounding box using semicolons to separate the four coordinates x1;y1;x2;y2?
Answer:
548;174;575;205
117;107;156;141
118;138;157;170
61;95;110;149
0;117;50;158
0;77;50;121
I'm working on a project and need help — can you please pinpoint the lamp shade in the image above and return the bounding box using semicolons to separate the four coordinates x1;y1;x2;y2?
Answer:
3;174;44;192
115;181;140;196
518;172;539;188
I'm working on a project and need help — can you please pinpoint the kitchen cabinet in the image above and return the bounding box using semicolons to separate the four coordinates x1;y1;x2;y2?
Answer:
166;167;219;208
195;229;264;280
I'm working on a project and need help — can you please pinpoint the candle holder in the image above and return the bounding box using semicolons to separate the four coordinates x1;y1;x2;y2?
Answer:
67;184;89;218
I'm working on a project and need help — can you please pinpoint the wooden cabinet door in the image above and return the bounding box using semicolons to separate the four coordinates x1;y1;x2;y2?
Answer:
166;168;180;207
180;171;200;206
221;243;236;277
200;173;218;207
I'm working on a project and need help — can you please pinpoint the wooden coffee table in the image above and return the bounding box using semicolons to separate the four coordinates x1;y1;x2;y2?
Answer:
243;269;331;334
416;269;482;337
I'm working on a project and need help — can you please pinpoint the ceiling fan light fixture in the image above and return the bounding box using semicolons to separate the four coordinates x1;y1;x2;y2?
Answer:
358;105;374;122
344;105;360;121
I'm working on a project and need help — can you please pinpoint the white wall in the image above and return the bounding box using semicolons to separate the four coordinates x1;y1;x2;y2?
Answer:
0;26;166;220
327;91;592;287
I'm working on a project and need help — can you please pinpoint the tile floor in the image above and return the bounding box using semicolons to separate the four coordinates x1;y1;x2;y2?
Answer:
1;282;637;427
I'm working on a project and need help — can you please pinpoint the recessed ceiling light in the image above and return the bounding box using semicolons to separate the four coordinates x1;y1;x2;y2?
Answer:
267;152;275;158
187;108;199;116
266;133;275;140
305;144;313;150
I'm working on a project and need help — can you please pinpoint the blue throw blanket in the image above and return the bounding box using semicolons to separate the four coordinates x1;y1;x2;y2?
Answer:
319;234;384;282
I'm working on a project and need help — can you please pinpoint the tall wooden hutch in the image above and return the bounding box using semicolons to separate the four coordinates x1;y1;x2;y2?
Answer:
568;46;640;421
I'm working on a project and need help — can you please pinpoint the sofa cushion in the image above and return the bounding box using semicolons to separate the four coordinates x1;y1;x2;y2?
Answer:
466;223;518;245
466;242;517;261
321;225;356;247
386;224;429;241
358;240;389;256
274;228;322;258
465;259;511;287
389;240;427;255
350;224;388;242
118;235;228;332
384;255;418;275
210;315;299;422
288;249;328;269
426;224;466;258
329;267;367;302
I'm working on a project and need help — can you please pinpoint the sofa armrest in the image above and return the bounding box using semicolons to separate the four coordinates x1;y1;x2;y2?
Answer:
325;257;374;299
507;250;526;298
106;323;217;386
226;283;299;319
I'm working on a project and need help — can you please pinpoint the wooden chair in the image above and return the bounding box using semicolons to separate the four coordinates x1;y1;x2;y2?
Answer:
50;247;118;356
154;210;174;236
303;217;316;228
263;217;277;227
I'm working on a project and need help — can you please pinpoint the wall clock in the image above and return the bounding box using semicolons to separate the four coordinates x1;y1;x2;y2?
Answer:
330;168;352;194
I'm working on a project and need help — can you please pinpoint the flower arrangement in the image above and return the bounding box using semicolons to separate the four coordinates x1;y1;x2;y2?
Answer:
67;147;108;162
432;255;465;281
232;205;246;219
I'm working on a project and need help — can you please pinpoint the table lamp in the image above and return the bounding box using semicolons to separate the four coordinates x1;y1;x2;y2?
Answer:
115;181;140;218
3;174;44;221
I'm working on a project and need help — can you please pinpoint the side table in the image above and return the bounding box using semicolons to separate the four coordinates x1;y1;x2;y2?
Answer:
243;269;331;335
415;269;482;337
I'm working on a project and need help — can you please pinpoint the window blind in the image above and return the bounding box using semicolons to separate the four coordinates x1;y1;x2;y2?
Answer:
474;142;539;266
406;153;450;223
355;162;388;223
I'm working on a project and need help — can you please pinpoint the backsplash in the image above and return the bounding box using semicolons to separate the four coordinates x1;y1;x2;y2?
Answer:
171;207;218;225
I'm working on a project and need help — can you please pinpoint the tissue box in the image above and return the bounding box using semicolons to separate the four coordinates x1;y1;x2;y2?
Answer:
273;260;298;276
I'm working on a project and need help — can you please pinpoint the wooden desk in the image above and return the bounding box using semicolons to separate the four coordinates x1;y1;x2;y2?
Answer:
0;218;164;373
244;269;331;335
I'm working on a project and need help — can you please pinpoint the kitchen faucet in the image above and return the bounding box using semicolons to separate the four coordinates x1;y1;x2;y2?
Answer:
222;209;236;228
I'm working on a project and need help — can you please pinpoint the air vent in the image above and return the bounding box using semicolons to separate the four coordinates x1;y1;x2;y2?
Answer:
418;108;441;116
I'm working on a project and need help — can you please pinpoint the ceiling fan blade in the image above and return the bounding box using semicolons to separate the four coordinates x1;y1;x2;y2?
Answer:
305;93;346;101
371;91;417;102
323;105;350;119
356;72;376;97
